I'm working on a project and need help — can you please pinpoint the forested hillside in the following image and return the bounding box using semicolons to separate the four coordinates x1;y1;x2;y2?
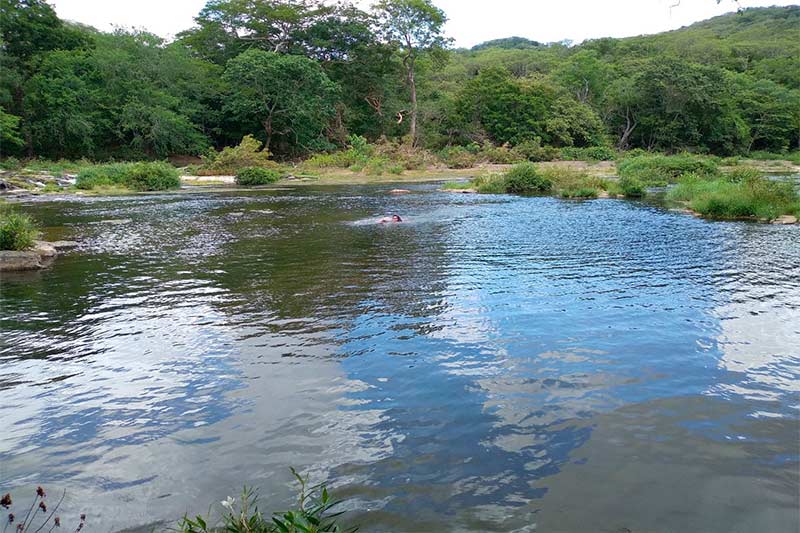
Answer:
1;0;798;161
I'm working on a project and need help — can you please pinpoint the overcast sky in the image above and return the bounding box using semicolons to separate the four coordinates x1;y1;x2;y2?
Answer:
51;0;797;48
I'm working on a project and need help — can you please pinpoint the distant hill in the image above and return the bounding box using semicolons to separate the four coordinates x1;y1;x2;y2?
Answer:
472;37;542;51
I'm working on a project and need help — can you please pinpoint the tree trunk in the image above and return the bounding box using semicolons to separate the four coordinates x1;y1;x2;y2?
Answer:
263;118;273;152
408;65;418;146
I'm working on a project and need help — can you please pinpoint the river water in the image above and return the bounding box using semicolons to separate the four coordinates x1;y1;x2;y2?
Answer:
1;184;798;532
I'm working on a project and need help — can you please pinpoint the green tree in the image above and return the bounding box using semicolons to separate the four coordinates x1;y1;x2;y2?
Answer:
374;0;448;144
223;49;338;154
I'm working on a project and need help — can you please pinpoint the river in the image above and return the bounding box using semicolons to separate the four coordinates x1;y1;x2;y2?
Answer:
1;184;798;532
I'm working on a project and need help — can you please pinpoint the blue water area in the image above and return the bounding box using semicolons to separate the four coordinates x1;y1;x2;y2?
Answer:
0;184;798;532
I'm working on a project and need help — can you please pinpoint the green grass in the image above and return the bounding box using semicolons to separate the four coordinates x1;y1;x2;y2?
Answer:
667;174;798;220
746;151;800;165
619;175;646;197
76;162;180;191
504;162;552;194
0;206;40;251
560;146;617;161
618;154;719;185
235;167;282;186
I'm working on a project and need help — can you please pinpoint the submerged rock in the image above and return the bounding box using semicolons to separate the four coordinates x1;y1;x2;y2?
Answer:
772;215;798;225
0;251;45;271
390;188;411;194
50;240;79;251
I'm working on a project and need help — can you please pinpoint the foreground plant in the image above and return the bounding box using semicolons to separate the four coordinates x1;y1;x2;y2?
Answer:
1;486;85;533
179;469;356;533
0;206;40;251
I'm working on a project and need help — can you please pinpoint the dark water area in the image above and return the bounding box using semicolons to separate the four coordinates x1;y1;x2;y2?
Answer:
1;184;798;532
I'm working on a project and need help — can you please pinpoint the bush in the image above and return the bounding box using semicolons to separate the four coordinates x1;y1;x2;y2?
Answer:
560;146;617;161
199;135;276;175
504;162;552;194
236;167;282;186
0;206;39;251
478;142;525;164
511;139;561;162
667;174;798;220
474;173;509;194
560;187;599;199
0;157;22;170
439;146;479;169
619;176;646;197
124;162;180;191
540;167;605;198
76;162;180;191
618;154;719;185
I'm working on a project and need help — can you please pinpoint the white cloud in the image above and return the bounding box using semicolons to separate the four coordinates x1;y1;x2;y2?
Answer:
50;0;796;46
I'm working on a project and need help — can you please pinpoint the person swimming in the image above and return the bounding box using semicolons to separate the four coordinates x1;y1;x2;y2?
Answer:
379;214;403;223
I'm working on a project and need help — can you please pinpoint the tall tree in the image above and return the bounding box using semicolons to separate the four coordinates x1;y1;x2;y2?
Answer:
373;0;448;145
223;49;338;154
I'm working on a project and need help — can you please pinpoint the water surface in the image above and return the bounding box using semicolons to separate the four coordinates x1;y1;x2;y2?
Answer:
1;184;798;532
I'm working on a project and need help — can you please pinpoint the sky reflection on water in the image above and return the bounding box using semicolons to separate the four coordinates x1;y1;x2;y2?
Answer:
0;185;798;532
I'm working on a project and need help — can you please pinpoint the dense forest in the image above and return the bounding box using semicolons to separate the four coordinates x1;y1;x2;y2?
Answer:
1;0;798;161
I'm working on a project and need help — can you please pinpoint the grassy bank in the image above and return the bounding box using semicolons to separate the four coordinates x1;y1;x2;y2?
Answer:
0;205;40;251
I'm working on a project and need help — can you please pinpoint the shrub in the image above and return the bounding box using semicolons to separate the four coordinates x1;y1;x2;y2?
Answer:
178;469;356;533
504;162;552;194
619;176;646;197
560;187;599;199
511;139;561;162
618;154;718;185
478;142;525;164
236;167;282;186
199;135;276;175
540;167;605;198
0;206;39;251
560;146;617;161
473;173;508;194
124;162;180;191
76;162;180;191
439;146;479;169
0;157;22;170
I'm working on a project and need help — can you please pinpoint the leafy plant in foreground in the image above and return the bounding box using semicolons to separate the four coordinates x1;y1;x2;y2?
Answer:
178;469;356;533
0;206;40;251
1;486;86;533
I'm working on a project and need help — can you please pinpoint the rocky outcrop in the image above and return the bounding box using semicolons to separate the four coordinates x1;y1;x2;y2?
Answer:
0;251;47;272
0;240;77;272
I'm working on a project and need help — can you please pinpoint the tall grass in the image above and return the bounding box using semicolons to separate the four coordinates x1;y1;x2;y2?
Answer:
667;174;798;220
0;206;40;251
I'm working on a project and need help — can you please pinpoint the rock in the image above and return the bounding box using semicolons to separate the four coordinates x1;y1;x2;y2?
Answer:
597;191;610;199
772;215;798;225
444;188;478;194
0;251;43;272
32;241;58;258
50;240;79;251
390;189;411;194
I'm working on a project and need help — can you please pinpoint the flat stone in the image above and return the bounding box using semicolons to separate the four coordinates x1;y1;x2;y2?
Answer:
32;241;58;258
444;188;478;194
390;189;411;194
773;215;798;225
50;240;79;251
597;191;610;199
0;251;43;272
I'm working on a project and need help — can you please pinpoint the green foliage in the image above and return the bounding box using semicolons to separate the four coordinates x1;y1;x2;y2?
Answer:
560;146;617;161
619;176;646;197
512;140;561;162
723;167;762;183
540;167;605;198
503;162;552;194
75;162;179;191
0;206;40;251
439;146;479;169
224;49;339;155
667;174;798;220
617;154;719;185
200;136;276;175
0;157;23;170
235;167;282;186
178;469;356;533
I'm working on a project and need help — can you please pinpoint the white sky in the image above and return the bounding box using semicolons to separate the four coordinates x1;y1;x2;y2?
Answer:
51;0;798;48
